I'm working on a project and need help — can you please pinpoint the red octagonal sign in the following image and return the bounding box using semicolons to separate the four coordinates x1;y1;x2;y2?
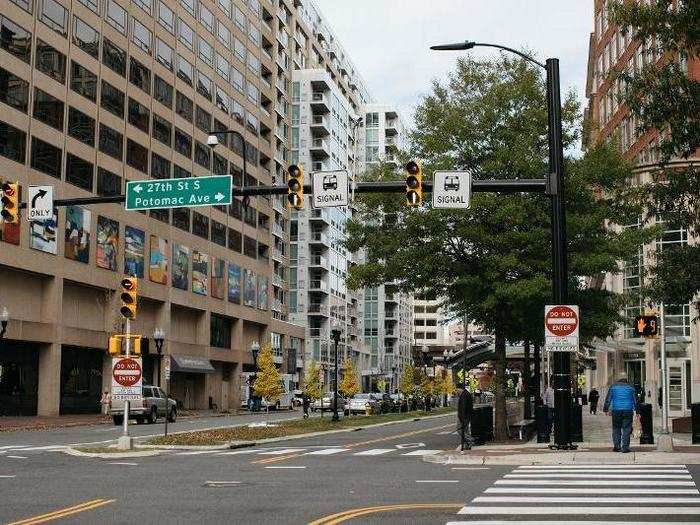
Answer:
113;357;142;387
545;305;579;338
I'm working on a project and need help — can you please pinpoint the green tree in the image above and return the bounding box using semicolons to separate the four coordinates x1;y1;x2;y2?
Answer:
347;55;650;440
608;0;700;312
252;345;283;411
302;360;322;402
339;358;360;399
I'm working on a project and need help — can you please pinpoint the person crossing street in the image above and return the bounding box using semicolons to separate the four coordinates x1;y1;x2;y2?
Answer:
603;373;638;453
588;387;600;415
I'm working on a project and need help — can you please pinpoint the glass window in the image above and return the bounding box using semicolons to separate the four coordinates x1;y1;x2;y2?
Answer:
1;16;32;63
65;153;93;191
178;19;194;50
77;0;98;14
154;75;173;108
152;114;171;146
247;54;259;75
128;98;149;133
132;19;152;54
232;99;244;124
195;106;211;133
35;39;66;84
151;152;170;179
9;0;32;12
33;88;64;130
211;220;226;246
99;124;123;160
194;141;210;168
175;91;193;121
192;211;209;238
243;235;256;258
155;38;173;71
0;68;29;113
216;53;229;80
176;55;193;85
213;118;227;145
217;0;230;16
210;314;231;348
70;61;97;102
234;7;246;31
40;0;68;37
174;128;191;158
73;16;99;59
199;4;213;33
133;0;151;15
233;38;246;62
158;1;174;33
217;22;230;46
150;207;170;223
173;165;190;179
106;0;127;32
102;38;126;77
172;207;190;231
126;138;148;173
231;67;244;93
100;81;125;117
248;24;259;46
129;57;151;94
213;152;227;175
246;83;258;104
0;121;27;164
31;136;61;178
97;167;121;196
198;39;213;66
67;107;95;146
228;227;241;251
196;70;213;101
179;0;194;16
215;87;229;114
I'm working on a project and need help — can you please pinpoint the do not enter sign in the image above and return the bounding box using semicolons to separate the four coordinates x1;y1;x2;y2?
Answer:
112;357;143;401
544;305;579;352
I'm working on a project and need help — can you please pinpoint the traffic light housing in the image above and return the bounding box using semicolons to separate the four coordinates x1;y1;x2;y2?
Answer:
132;336;142;356
287;164;304;210
405;161;423;206
1;181;19;223
633;315;659;337
108;336;122;356
120;277;138;319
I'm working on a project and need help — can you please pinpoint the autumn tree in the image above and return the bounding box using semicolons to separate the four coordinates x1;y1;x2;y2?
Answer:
253;346;283;411
339;358;360;399
302;360;322;402
399;364;417;402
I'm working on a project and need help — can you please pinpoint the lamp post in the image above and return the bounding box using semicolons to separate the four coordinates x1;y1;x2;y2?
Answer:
330;320;342;422
250;341;260;412
207;129;250;207
0;306;9;340
431;41;573;449
153;328;168;435
320;361;328;418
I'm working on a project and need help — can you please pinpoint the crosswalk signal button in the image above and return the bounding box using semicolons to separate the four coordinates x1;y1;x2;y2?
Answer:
120;277;138;319
405;161;423;206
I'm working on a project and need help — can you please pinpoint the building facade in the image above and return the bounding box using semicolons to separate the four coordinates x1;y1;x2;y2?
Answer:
584;0;699;417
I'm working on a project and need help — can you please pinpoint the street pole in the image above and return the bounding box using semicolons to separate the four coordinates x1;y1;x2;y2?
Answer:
462;314;469;388
659;302;669;433
332;335;339;422
122;318;131;439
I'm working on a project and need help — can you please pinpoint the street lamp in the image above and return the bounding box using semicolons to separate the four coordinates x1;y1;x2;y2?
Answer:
250;341;260;412
152;328;168;435
207;129;250;207
0;306;9;340
330;320;342;422
431;40;574;450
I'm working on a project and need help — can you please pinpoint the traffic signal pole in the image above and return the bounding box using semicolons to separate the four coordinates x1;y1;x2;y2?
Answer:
123;318;131;439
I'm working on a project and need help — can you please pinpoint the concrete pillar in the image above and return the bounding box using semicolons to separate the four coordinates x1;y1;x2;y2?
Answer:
690;314;700;404
37;276;62;416
197;309;210;347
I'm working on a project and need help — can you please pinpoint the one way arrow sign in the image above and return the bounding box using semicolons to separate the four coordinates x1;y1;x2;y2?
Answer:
27;185;53;222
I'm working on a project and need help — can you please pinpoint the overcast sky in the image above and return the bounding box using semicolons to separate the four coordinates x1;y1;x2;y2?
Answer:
313;0;593;133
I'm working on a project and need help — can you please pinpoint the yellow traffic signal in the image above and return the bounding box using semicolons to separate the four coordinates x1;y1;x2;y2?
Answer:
287;164;304;210
1;181;19;223
120;277;138;319
405;161;423;206
132;336;142;355
108;336;122;356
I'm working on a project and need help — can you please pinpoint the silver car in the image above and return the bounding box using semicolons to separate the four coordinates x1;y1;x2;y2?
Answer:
311;394;345;412
110;385;177;425
346;393;379;415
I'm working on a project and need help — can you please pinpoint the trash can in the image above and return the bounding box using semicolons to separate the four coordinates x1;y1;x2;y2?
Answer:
638;402;654;445
536;405;550;443
471;405;493;445
571;403;583;442
692;403;700;445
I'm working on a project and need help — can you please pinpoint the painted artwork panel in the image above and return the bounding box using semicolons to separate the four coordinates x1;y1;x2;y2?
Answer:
244;269;256;308
227;263;241;304
211;257;225;299
124;226;145;278
29;209;58;254
192;251;208;295
172;244;190;290
64;206;91;263
149;235;168;284
257;276;268;310
96;216;119;271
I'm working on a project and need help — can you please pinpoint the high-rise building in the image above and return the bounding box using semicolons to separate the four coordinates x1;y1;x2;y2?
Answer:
357;103;404;174
584;0;699;415
413;293;452;348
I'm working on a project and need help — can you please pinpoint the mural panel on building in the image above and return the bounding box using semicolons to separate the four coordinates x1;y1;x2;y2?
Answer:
65;206;91;263
228;263;241;304
211;257;225;299
149;235;168;284
96;216;119;271
125;226;145;278
192;251;208;295
172;244;190;290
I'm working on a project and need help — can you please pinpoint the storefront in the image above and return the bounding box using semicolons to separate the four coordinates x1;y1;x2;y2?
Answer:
0;341;39;416
60;346;104;414
169;355;214;410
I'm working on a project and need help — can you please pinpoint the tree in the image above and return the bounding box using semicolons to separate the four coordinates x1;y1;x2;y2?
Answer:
252;346;283;411
302;360;322;402
399;364;417;402
608;0;700;313
438;370;455;405
347;55;650;441
339;358;360;399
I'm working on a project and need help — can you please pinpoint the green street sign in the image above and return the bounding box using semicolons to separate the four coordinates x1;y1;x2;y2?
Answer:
125;175;232;211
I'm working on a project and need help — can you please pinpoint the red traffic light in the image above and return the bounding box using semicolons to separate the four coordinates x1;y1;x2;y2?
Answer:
405;161;419;175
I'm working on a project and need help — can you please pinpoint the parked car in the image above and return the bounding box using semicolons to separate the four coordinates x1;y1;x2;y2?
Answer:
312;394;345;412
345;393;379;415
110;385;177;425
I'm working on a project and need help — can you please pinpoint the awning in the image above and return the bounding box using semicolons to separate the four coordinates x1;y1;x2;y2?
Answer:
171;355;215;374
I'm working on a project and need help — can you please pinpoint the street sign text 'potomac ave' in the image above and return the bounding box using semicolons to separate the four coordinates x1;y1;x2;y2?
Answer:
125;175;232;211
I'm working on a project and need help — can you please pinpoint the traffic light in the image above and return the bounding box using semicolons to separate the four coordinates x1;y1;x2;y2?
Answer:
633;315;659;337
120;277;138;319
405;161;423;206
1;181;19;223
132;336;142;356
108;336;122;356
287;164;304;210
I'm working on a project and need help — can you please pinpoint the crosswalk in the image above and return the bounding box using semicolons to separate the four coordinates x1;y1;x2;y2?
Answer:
173;446;443;459
447;463;700;524
0;445;68;453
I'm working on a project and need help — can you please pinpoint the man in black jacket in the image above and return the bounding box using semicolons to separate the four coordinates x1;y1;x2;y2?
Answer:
589;387;600;415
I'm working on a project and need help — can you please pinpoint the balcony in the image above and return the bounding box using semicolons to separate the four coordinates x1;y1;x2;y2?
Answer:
310;208;330;223
310;138;330;159
310;114;330;136
272;247;286;262
308;279;329;293
385;119;399;135
272;299;283;312
272;222;285;237
385;310;398;320
385;329;398;338
309;327;329;339
309;255;328;268
309;231;330;246
385;136;398;147
385;293;398;303
272;273;285;288
308;303;330;317
275;100;288;117
310;92;330;114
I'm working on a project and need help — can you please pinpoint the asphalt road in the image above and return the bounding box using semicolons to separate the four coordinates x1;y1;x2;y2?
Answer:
2;412;700;524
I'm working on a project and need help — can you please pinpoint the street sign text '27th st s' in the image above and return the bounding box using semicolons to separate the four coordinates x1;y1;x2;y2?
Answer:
125;175;232;211
432;171;472;209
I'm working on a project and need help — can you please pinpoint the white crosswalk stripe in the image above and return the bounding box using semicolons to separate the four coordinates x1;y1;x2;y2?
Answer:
257;448;306;455
400;449;443;456
171;446;447;459
449;464;700;524
352;448;395;456
303;448;350;455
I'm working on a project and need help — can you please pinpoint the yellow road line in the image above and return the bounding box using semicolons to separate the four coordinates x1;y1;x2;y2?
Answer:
250;453;305;465
308;503;462;525
8;498;115;525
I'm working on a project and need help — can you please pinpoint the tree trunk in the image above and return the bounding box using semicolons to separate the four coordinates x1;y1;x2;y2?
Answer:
523;340;531;420
493;327;508;441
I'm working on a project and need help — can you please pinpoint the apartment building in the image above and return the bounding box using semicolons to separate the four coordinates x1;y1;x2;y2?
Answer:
0;0;308;416
357;103;404;173
584;0;699;417
413;293;452;348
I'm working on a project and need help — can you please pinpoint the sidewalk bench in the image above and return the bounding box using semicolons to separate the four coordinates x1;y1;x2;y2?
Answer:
510;418;536;440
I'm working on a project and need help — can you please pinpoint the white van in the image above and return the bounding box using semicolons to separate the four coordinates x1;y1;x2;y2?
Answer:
240;372;294;410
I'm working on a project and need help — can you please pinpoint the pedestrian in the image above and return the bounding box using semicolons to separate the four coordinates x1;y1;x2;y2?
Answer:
302;394;310;419
543;382;555;429
603;373;638;453
589;387;600;415
100;390;111;418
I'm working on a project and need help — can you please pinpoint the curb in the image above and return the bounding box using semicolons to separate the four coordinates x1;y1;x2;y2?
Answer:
63;447;165;459
422;450;700;466
136;443;232;451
